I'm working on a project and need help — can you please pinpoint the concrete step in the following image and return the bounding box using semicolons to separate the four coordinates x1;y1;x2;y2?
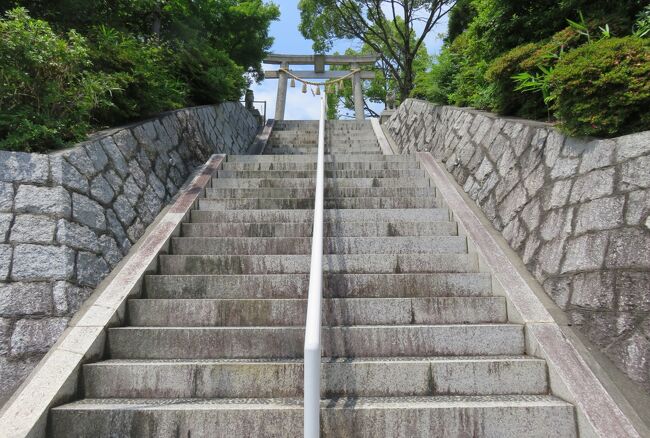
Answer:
107;324;525;359
266;142;380;149
216;169;426;178
180;221;457;238
198;197;437;210
170;236;467;255
210;177;430;189
267;148;381;155
158;253;478;275
82;356;546;399
220;161;418;171
226;155;414;162
204;187;433;199
144;272;492;299
190;208;449;223
268;136;378;142
270;128;376;135
267;138;379;144
50;395;576;438
128;297;506;326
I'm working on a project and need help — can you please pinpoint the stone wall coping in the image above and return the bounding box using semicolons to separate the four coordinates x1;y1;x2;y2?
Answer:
249;119;276;155
0;154;225;438
370;118;395;155
416;151;645;438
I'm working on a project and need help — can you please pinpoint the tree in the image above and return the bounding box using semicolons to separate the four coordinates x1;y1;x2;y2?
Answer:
0;0;280;78
329;23;429;118
299;0;453;100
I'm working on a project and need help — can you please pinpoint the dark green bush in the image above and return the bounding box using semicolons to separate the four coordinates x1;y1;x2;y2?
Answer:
0;8;118;152
485;43;545;118
486;27;581;119
88;26;187;126
175;42;247;106
550;36;650;137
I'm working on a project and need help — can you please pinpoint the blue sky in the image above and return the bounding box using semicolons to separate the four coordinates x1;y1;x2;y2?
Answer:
250;1;449;120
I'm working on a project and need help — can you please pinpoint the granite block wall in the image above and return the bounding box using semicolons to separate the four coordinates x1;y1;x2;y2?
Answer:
385;98;650;392
0;102;259;402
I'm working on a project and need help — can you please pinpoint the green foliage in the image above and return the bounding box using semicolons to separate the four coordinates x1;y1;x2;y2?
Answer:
88;26;187;126
485;27;581;118
415;0;649;136
549;36;650;137
298;0;452;100
328;19;430;116
441;33;493;108
410;49;457;104
0;8;119;152
484;43;546;118
175;42;247;106
0;1;279;151
1;0;280;78
634;5;650;37
445;0;476;44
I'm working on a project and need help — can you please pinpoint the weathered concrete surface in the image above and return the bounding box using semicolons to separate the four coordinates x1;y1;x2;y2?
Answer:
0;102;258;403
44;122;577;437
385;99;650;394
50;396;576;438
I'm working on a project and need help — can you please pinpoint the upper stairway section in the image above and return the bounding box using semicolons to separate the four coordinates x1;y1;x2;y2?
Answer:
266;120;381;155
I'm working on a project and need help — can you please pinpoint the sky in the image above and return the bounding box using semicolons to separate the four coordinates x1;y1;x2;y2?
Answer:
250;0;449;120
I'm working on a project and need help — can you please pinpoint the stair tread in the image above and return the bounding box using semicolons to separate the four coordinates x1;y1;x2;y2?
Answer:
47;131;579;436
87;355;544;366
53;394;572;410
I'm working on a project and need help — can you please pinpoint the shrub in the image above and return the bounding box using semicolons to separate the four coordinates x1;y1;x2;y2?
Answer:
174;42;247;106
486;27;581;119
0;8;119;152
550;36;650;137
88;26;188;126
485;43;545;118
411;48;457;104
443;33;493;108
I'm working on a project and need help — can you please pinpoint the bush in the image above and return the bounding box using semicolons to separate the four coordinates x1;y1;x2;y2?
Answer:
411;48;457;104
443;33;493;108
550;36;650;137
88;26;188;126
175;42;247;106
0;8;118;152
486;27;581;119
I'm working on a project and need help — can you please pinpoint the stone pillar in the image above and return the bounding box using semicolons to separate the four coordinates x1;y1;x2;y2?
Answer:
352;63;364;120
275;62;288;121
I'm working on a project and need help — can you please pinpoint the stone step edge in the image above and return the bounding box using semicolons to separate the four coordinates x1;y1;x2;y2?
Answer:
52;394;572;410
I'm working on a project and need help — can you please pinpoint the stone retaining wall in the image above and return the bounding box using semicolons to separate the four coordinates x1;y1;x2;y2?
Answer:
385;98;650;392
0;102;258;401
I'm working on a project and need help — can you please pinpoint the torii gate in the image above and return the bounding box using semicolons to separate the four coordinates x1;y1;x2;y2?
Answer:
264;53;377;121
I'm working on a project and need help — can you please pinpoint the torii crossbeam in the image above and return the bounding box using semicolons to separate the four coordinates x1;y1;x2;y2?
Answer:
264;53;378;120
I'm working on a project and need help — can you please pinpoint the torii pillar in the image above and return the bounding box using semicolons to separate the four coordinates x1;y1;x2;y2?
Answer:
274;61;289;120
264;54;378;120
351;62;364;120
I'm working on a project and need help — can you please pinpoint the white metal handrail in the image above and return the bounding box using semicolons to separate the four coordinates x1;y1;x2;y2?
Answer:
304;95;327;437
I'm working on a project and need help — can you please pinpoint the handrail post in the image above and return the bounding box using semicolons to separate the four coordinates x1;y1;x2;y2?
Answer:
304;95;327;438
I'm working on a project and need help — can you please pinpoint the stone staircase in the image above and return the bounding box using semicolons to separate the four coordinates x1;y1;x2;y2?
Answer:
50;120;577;437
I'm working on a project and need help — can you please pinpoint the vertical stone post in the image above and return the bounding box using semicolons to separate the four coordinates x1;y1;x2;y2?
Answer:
275;61;289;121
352;63;364;120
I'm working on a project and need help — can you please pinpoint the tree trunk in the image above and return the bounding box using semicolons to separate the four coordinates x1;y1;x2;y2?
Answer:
152;3;162;36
